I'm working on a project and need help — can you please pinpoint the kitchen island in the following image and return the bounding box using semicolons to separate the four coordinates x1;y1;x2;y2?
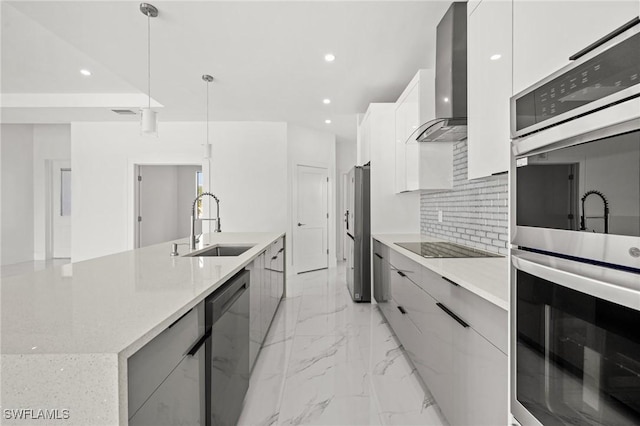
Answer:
1;232;284;425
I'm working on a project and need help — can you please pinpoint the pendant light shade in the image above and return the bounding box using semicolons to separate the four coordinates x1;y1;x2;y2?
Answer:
140;3;158;136
203;74;214;158
140;108;158;135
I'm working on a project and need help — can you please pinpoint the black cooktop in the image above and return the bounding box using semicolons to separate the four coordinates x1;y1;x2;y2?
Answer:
395;241;502;258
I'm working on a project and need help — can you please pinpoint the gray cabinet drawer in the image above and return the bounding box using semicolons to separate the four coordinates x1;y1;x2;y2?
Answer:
417;265;454;309
449;285;507;354
392;274;454;417
453;325;508;426
128;306;202;418
372;240;389;262
129;346;205;425
388;247;422;284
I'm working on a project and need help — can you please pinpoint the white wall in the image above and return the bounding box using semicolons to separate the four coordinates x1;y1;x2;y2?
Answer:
366;104;420;234
32;124;71;260
1;124;34;265
335;139;356;260
71;122;287;262
287;124;337;273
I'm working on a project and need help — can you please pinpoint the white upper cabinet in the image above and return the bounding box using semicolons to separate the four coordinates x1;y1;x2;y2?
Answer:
467;0;512;179
513;0;638;95
395;69;453;193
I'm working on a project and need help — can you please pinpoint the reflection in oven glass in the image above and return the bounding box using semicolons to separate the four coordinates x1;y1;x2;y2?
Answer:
516;130;640;236
517;270;640;425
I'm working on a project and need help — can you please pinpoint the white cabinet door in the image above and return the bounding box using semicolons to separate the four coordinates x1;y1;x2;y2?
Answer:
513;1;638;94
467;0;512;179
403;83;421;190
395;98;408;193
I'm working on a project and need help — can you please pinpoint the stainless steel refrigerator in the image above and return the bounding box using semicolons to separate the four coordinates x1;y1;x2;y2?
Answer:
346;164;370;302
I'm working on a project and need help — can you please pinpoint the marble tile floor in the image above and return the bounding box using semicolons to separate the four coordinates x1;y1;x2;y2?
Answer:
238;264;447;426
0;258;70;279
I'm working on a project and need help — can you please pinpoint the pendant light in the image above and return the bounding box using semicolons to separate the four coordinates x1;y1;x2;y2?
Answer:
140;3;158;136
202;74;214;158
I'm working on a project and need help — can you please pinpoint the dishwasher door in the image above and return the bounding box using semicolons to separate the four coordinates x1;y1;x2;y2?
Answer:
206;269;250;426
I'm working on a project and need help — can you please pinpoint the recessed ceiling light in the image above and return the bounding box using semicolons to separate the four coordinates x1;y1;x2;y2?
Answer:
324;53;335;62
490;54;502;61
325;119;332;124
443;97;449;103
323;98;331;105
80;69;92;76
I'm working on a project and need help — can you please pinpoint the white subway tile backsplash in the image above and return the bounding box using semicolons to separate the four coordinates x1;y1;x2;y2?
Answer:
420;140;508;254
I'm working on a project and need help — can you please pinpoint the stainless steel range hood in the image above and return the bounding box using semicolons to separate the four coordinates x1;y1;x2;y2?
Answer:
414;1;467;143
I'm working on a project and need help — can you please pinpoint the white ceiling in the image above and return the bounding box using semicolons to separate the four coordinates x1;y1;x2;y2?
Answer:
1;1;452;142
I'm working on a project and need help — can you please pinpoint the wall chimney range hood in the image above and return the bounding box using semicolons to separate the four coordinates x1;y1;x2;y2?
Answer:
413;1;467;143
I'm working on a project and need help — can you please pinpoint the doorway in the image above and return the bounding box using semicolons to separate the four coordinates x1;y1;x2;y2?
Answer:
135;165;202;248
294;165;329;273
51;160;71;258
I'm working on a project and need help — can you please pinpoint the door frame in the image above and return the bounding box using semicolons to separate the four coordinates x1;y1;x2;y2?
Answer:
292;164;329;274
128;158;208;250
47;159;72;259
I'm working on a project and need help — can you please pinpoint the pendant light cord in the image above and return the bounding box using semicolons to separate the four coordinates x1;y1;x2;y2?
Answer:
206;80;210;145
147;11;151;109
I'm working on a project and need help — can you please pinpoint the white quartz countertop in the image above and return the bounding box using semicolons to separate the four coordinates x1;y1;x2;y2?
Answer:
373;234;508;311
1;232;283;425
1;232;283;357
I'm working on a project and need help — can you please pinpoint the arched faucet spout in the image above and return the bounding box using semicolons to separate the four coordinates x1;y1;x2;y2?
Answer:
190;192;221;249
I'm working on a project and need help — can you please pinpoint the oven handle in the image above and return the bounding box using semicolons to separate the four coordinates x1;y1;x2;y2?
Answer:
512;251;640;311
569;16;639;60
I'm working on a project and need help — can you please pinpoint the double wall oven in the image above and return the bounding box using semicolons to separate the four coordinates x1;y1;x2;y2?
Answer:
510;17;640;426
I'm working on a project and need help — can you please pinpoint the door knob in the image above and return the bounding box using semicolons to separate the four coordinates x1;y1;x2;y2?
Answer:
297;223;306;227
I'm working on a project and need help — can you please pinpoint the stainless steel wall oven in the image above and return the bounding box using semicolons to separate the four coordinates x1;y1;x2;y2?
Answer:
510;16;640;426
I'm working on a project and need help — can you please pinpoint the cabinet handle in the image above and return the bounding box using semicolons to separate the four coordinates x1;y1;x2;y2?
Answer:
186;329;211;356
374;253;383;259
278;248;284;253
442;277;459;287
436;303;469;328
397;270;406;278
272;255;278;260
397;306;407;315
569;16;639;60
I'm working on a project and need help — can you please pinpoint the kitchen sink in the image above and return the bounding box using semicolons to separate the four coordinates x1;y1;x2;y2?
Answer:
185;244;255;257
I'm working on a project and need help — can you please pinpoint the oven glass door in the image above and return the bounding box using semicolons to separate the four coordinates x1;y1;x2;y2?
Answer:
515;263;640;425
516;130;640;236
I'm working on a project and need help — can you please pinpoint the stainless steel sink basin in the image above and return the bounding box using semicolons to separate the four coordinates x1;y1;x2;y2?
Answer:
184;244;255;257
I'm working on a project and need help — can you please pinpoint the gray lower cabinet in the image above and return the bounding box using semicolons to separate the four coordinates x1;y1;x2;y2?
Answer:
129;349;205;426
248;236;285;371
128;303;206;425
128;236;287;423
373;239;508;426
248;251;265;368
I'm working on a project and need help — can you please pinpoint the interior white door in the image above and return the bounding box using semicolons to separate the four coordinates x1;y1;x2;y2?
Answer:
294;165;329;273
52;160;71;258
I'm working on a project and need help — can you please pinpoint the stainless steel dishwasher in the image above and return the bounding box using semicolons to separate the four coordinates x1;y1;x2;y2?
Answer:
205;269;250;426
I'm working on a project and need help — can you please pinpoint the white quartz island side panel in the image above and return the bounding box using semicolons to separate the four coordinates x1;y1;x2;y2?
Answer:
1;232;284;426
